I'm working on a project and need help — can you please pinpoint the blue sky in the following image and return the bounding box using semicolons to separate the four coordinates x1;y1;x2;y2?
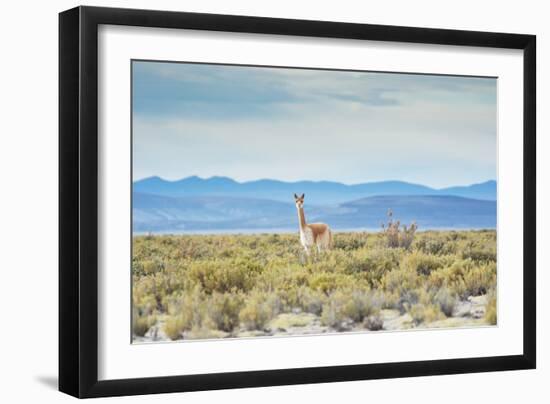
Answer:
132;61;497;188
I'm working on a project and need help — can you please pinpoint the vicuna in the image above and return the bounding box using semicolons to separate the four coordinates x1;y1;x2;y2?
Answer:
294;193;332;256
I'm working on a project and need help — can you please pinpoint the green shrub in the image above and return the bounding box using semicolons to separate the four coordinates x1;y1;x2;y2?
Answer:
295;286;326;315
333;232;368;250
345;248;401;287
463;262;497;296
409;303;444;325
239;291;280;331
207;292;244;332
187;260;257;294
414;232;459;255
415;237;446;255
381;266;420;296
256;264;309;306
308;272;356;294
164;315;186;340
433;287;457;317
320;292;348;330
461;236;497;262
379;291;400;310
320;289;380;328
164;285;206;334
427;259;495;299
342;290;381;322
402;251;446;276
132;287;158;316
132;310;156;337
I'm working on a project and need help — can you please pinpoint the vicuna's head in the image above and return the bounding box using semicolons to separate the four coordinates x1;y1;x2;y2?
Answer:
294;193;305;209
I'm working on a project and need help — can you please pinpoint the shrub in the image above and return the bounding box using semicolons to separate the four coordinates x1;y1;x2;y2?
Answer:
342;290;381;322
397;289;420;313
363;314;384;331
381;266;420;296
401;251;446;276
462;262;497;296
409;303;444;325
400;223;418;250
380;262;424;313
207;292;244;332
414;232;459;255
164;315;186;340
433;287;457;317
163;285;206;334
142;259;165;275
333;232;368;250
415;237;446;255
295;286;325;315
379;291;400;310
257;264;309;307
132;287;159;317
320;293;347;330
427;259;495;299
381;209;418;249
187;259;257;294
132;310;156;337
427;261;467;292
461;240;496;262
345;248;401;287
308;272;356;295
239;291;280;331
321;289;380;328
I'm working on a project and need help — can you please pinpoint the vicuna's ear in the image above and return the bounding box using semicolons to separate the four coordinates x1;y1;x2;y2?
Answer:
294;193;298;199
301;193;305;199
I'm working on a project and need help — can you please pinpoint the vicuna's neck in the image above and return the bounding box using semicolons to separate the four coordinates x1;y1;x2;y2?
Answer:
297;206;307;230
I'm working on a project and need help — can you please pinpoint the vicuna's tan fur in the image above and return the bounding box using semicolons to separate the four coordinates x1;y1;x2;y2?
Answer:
294;193;332;256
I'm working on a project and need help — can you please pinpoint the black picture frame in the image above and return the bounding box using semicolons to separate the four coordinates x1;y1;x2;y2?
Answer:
59;5;536;398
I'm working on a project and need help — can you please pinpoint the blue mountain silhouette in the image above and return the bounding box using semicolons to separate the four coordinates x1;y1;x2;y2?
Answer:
134;176;496;205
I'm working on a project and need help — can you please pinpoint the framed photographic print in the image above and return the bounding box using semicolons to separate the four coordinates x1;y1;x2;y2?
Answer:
59;6;536;398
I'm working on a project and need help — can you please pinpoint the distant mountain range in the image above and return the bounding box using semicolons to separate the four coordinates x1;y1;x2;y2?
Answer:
134;176;496;205
132;177;497;233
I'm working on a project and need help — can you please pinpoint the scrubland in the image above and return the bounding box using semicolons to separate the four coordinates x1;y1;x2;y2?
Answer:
132;229;497;342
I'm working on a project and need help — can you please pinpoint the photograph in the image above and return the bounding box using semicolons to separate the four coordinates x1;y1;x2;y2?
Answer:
131;60;498;343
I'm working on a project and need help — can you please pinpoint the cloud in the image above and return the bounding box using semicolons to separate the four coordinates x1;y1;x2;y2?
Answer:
132;61;497;188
